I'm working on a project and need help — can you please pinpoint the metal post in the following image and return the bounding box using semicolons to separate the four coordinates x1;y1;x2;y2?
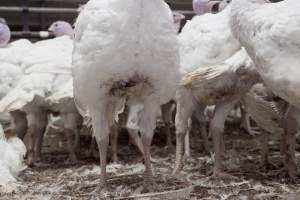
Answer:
22;0;30;32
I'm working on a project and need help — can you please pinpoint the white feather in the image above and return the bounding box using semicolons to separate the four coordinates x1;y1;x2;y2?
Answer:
179;5;240;75
73;0;180;125
0;36;73;113
0;124;26;189
230;0;300;109
0;39;33;66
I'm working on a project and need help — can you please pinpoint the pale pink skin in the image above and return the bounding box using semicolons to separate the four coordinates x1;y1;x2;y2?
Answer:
193;0;227;15
0;18;11;48
173;12;186;33
48;21;74;38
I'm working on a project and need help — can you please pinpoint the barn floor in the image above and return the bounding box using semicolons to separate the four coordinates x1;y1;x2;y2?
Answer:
2;124;300;200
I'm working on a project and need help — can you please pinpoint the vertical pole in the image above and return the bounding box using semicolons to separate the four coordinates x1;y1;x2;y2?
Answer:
22;0;30;32
40;0;47;30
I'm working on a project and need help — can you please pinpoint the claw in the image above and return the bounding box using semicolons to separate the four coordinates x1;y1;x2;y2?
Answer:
142;178;157;193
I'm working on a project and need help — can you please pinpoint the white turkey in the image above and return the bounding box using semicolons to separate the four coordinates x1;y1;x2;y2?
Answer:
0;18;10;48
72;0;180;191
47;23;140;164
230;0;300;180
0;33;73;166
0;20;33;139
174;1;242;175
44;21;85;164
174;47;260;176
0;61;24;137
0;124;26;192
48;21;74;38
178;0;239;161
193;0;231;15
179;2;240;75
101;11;186;160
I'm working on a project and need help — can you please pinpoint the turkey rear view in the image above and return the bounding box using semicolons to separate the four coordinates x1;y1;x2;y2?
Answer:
72;0;180;192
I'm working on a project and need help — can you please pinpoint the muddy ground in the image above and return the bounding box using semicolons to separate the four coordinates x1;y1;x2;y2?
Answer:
1;123;300;200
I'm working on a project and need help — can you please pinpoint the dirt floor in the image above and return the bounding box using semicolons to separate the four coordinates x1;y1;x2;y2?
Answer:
1;123;300;200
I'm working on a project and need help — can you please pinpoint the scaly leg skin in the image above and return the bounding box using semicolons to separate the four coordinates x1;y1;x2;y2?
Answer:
165;122;173;149
200;123;210;155
89;104;113;193
141;134;156;192
193;104;210;154
134;99;159;192
34;126;46;164
282;106;299;181
110;124;119;163
31;111;47;166
93;136;109;193
259;131;277;170
161;102;174;149
184;130;191;159
280;132;286;158
173;89;194;175
62;112;80;164
183;117;192;160
173;133;186;175
88;138;94;157
26;125;37;167
127;128;158;164
10;110;28;140
128;128;144;155
88;138;99;159
64;128;78;164
211;100;238;179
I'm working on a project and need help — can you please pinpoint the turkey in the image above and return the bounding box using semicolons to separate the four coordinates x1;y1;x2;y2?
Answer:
0;60;23;136
193;0;231;15
0;32;73;166
0;124;27;192
174;47;260;176
48;21;74;38
101;11;187;159
45;21;84;164
5;21;75;166
179;0;240;161
72;0;179;191
0;20;33;139
179;2;240;75
230;0;300;180
47;22;140;164
174;1;240;175
0;18;10;48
